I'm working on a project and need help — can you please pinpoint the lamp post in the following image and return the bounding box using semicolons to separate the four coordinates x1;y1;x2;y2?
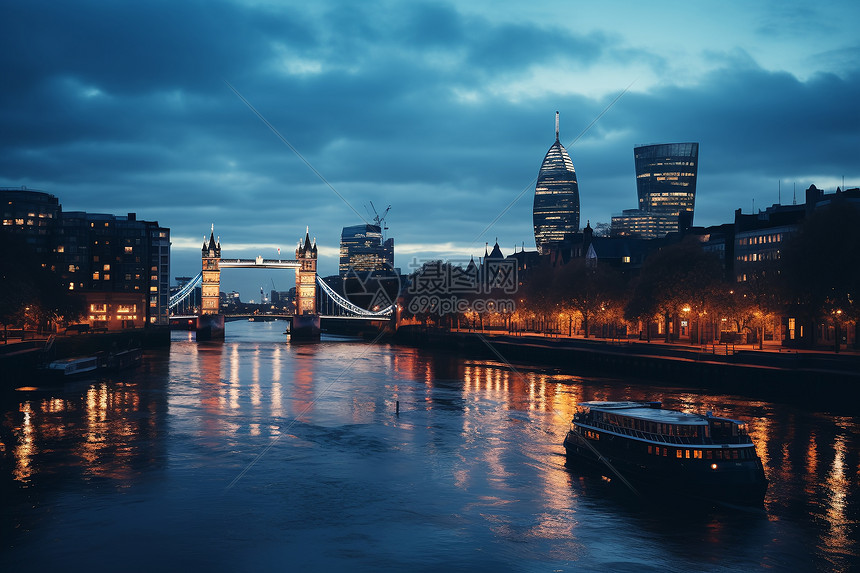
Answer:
682;305;691;342
834;309;843;353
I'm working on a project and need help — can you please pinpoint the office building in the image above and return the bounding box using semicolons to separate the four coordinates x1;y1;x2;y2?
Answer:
635;142;699;231
610;209;682;239
339;223;394;275
533;112;580;253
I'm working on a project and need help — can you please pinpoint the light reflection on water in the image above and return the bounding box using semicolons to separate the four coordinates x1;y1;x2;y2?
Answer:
0;321;858;571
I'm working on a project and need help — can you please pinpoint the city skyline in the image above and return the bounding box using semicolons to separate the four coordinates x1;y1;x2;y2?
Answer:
2;1;859;297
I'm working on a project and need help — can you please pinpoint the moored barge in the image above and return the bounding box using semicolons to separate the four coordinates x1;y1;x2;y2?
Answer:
563;401;768;505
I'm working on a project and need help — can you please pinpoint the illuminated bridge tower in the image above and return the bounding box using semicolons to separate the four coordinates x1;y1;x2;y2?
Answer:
197;225;225;340
201;225;221;315
293;228;320;340
295;228;318;315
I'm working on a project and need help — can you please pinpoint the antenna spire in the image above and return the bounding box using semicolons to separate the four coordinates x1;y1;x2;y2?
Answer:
555;111;560;141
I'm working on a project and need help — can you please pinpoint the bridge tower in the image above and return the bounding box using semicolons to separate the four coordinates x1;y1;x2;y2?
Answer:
201;225;221;314
295;227;318;314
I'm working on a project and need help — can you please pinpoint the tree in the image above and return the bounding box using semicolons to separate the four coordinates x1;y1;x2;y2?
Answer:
518;262;556;333
553;259;625;338
0;231;84;331
625;237;723;342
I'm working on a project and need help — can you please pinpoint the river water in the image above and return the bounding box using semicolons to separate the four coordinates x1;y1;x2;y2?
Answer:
1;321;858;572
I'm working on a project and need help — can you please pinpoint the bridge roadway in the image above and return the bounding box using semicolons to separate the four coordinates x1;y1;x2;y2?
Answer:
225;314;390;322
218;258;301;269
171;314;391;324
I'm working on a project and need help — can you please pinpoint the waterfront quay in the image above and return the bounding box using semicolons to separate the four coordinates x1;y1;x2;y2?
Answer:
2;322;858;571
395;326;860;412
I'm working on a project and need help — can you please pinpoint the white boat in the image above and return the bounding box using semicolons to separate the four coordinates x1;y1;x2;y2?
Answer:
43;356;101;378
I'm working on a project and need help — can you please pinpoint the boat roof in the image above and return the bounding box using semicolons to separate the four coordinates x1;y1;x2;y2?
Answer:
48;356;98;365
578;401;710;426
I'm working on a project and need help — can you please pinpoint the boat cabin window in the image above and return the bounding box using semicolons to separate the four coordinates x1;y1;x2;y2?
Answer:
710;420;741;438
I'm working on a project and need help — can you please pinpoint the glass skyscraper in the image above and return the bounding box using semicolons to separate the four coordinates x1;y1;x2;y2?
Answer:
634;142;699;232
339;223;394;276
533;112;580;253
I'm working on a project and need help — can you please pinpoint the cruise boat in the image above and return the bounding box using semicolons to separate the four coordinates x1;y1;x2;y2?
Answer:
563;401;768;505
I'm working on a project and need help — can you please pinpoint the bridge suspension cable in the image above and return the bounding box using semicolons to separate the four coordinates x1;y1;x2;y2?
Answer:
168;271;203;310
315;276;395;318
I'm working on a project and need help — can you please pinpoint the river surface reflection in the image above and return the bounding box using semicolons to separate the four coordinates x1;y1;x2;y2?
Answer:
1;322;858;571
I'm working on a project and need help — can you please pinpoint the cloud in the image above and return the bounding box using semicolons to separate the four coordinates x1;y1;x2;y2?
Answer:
2;0;859;298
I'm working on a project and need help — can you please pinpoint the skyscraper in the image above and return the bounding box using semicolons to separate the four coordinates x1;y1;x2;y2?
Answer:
339;223;394;275
634;142;699;232
533;112;580;253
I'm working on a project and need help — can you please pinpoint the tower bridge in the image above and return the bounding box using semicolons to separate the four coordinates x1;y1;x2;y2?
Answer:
169;225;396;340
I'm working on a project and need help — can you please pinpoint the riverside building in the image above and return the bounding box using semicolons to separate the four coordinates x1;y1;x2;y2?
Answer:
1;187;170;329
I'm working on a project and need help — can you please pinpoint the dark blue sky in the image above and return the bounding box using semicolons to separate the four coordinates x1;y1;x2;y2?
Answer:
3;1;858;298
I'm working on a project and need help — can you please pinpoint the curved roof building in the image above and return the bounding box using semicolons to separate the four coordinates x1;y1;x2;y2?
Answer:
533;112;580;253
634;142;699;232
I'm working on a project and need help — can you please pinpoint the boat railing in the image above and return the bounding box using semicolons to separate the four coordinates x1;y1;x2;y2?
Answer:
583;419;706;445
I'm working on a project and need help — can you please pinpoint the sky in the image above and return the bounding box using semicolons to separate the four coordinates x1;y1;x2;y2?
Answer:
3;0;859;299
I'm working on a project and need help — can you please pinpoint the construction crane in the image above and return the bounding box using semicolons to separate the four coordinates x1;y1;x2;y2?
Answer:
366;201;391;237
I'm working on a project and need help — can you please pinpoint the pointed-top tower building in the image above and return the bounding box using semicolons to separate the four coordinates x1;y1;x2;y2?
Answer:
533;111;580;254
201;224;222;315
295;227;318;315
